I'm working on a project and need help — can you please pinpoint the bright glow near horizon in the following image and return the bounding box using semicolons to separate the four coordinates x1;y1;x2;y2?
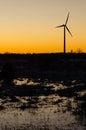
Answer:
0;0;86;53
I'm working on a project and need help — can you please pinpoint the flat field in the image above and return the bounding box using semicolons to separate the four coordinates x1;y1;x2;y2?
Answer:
0;53;86;130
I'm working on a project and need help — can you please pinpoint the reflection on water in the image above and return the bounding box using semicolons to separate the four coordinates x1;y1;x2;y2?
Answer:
0;78;86;130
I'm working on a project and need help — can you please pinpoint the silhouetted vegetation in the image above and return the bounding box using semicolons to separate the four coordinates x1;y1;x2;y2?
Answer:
0;53;86;81
1;62;14;85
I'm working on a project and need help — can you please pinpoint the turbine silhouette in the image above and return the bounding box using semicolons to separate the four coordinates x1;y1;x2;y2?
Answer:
56;12;72;53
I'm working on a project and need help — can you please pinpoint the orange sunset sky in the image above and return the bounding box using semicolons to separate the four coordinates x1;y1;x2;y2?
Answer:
0;0;86;53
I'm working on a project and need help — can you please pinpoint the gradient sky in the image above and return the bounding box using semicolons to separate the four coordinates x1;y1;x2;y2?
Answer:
0;0;86;53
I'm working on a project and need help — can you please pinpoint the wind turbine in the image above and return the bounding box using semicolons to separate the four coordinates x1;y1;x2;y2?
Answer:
56;12;72;54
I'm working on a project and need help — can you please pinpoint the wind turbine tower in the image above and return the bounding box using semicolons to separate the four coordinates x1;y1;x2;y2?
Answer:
56;12;72;53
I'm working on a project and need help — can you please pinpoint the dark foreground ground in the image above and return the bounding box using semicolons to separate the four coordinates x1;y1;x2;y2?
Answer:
0;53;86;80
0;53;86;130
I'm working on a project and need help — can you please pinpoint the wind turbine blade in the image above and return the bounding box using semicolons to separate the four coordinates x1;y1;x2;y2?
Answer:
56;24;64;28
66;26;72;36
65;12;70;25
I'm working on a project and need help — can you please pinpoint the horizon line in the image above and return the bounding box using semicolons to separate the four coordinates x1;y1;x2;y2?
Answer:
0;52;86;55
